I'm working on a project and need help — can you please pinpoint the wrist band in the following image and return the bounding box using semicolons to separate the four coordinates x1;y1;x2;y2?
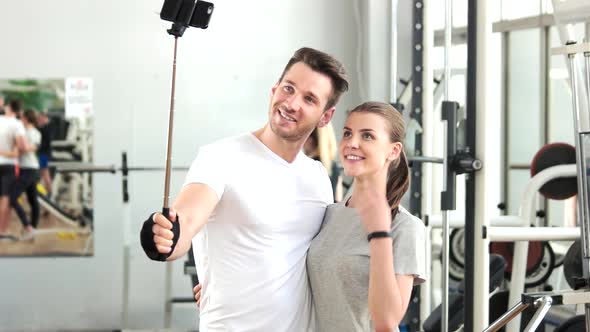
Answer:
367;231;392;242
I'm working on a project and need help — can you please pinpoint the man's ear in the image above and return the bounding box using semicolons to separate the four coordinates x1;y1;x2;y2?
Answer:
271;83;279;96
318;107;335;127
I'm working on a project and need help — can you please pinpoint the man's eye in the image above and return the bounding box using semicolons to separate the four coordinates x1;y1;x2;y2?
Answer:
283;85;294;93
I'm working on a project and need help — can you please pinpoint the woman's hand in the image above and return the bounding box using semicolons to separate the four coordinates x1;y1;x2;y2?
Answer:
354;186;392;234
352;160;392;233
193;284;201;308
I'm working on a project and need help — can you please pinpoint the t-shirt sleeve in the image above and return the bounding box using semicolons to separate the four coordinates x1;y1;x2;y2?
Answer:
31;129;41;147
183;146;226;199
392;218;428;285
15;120;25;136
316;160;335;204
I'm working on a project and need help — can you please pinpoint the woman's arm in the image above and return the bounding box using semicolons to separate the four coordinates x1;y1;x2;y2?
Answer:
368;235;415;332
355;190;415;331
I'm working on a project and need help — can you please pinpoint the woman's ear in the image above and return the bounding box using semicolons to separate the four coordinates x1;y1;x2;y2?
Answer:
318;107;335;127
388;142;403;161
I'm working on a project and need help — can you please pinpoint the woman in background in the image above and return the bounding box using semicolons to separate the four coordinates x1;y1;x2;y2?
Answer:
303;122;343;202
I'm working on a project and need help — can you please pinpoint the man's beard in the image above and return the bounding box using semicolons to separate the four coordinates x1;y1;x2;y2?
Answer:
269;119;311;141
269;108;317;142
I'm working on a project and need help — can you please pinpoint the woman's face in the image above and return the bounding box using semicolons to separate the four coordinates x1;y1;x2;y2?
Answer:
339;112;400;178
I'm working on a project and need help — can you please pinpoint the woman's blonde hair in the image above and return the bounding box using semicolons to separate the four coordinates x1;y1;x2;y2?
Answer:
314;123;338;175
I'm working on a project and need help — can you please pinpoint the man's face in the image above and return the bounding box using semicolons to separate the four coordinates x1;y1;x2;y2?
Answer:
39;114;48;125
268;62;335;142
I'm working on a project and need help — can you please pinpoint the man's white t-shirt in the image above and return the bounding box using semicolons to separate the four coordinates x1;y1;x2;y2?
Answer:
0;116;25;165
184;133;333;332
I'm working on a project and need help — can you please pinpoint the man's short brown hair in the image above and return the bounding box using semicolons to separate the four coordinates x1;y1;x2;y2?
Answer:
279;47;349;110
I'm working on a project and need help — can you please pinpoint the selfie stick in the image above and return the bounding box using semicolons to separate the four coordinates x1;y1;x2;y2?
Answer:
160;0;214;217
158;1;214;328
162;34;178;216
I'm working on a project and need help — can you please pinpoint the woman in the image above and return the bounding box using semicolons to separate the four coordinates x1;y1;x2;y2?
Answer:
306;101;426;332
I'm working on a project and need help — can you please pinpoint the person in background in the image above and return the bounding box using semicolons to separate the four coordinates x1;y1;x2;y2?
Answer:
10;109;41;241
0;100;26;241
303;123;343;201
36;110;53;196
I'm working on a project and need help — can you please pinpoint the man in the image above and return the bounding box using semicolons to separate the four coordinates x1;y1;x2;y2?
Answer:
36;110;53;195
0;100;27;241
140;47;348;331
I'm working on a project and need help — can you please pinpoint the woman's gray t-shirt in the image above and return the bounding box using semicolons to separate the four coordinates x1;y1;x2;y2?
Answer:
307;201;427;332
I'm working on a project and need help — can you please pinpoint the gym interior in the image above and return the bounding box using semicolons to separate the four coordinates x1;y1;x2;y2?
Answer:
1;0;590;331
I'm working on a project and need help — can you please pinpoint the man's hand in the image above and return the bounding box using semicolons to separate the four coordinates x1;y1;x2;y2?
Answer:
140;208;180;261
193;284;202;307
152;209;177;254
141;183;219;262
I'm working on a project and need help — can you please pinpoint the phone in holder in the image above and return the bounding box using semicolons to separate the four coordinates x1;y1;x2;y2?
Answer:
190;1;214;29
160;0;214;29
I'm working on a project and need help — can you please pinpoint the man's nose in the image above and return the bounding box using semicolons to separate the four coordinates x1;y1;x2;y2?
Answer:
285;94;302;111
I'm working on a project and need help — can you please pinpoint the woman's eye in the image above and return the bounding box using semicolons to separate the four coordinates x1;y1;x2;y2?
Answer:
342;131;351;138
362;133;374;140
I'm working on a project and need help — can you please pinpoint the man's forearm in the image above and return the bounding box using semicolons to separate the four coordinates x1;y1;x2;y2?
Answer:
167;214;200;261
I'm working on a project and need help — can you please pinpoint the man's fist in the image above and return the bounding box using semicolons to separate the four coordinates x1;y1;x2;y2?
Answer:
152;209;177;254
140;209;181;261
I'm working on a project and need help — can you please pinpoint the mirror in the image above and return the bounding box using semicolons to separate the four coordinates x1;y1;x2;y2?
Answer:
0;78;94;257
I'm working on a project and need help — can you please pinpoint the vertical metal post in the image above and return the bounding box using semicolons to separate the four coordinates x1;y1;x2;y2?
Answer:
410;0;425;219
393;1;422;328
540;26;549;224
443;0;451;100
500;31;509;214
121;152;130;329
465;0;478;329
390;0;399;103
567;45;590;332
441;0;453;330
585;53;590;109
